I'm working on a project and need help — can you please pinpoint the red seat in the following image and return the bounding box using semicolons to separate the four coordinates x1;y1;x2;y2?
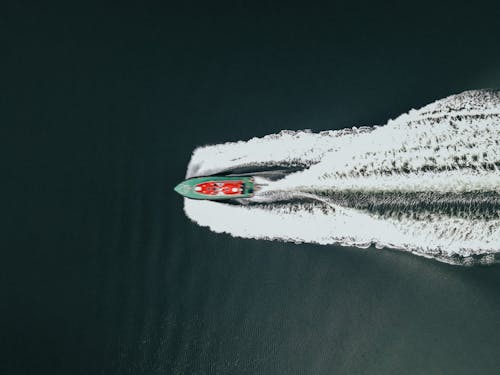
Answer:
195;181;243;195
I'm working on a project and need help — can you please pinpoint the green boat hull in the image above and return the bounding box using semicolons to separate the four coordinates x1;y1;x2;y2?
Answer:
174;176;255;200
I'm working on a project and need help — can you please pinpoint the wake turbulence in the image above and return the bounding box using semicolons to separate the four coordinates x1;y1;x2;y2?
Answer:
175;90;500;265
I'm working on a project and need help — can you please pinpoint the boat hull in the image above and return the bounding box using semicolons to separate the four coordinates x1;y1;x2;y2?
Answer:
174;176;254;200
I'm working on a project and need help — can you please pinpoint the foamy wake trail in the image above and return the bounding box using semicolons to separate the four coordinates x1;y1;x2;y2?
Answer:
183;90;500;265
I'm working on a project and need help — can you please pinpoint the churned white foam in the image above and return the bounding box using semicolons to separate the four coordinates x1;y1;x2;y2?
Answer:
182;90;500;265
184;199;500;264
186;127;375;178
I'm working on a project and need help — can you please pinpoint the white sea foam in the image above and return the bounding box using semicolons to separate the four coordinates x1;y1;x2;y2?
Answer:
183;90;500;265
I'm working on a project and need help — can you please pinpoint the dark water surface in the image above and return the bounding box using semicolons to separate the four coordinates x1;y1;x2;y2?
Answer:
3;3;500;374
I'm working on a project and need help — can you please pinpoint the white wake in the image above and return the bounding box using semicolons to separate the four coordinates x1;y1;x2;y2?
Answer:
182;90;500;265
